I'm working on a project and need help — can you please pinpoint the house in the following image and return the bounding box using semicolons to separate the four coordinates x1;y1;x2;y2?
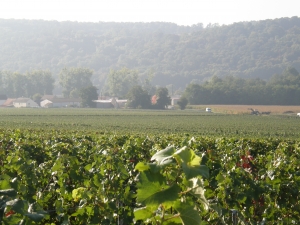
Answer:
171;97;181;106
93;98;127;109
1;98;15;107
40;98;81;108
13;98;39;108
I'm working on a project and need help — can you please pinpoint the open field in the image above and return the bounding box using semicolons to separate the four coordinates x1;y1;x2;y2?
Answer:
1;107;300;139
1;108;300;224
190;105;300;114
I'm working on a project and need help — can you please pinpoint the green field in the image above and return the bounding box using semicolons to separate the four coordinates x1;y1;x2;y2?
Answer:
1;108;300;139
1;108;300;224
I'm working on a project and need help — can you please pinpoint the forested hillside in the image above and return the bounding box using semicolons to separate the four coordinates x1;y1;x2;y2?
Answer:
0;17;300;92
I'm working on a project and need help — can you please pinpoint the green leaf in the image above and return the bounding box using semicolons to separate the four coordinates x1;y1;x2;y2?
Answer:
173;147;209;179
93;174;102;187
136;171;180;209
0;179;11;189
151;146;176;163
185;178;209;210
25;213;45;222
6;199;26;215
0;189;17;197
72;187;86;202
134;207;154;221
174;200;201;225
135;162;150;171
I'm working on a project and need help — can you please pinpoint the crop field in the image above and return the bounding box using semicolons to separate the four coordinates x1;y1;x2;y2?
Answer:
0;107;300;139
1;107;300;224
190;104;300;114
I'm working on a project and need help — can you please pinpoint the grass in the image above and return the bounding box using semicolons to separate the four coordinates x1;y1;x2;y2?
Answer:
1;107;300;139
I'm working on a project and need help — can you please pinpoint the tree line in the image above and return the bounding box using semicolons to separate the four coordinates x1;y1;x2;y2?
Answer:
1;67;300;108
0;67;171;109
183;67;300;105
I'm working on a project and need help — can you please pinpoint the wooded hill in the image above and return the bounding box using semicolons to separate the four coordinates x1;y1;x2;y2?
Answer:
0;17;300;92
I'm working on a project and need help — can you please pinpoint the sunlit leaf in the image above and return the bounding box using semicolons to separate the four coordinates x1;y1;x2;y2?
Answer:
173;147;209;179
151;146;176;163
136;171;180;209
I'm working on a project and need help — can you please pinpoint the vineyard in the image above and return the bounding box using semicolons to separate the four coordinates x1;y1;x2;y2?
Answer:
0;109;300;224
1;108;300;138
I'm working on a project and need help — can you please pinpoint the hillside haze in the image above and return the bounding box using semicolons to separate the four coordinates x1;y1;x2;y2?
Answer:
0;17;300;92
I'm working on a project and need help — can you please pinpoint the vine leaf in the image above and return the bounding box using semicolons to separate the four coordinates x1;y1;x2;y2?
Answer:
134;207;153;221
174;199;201;225
136;171;180;209
151;146;176;163
5;199;26;215
185;178;209;210
25;213;45;222
0;189;17;197
173;147;209;179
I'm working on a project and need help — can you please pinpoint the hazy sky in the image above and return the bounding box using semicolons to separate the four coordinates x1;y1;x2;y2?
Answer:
1;0;299;26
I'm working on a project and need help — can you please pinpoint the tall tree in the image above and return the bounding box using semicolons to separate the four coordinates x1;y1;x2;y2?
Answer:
1;71;26;98
154;87;171;109
177;96;188;110
105;68;139;98
25;70;55;97
59;67;93;98
127;85;151;109
79;86;98;108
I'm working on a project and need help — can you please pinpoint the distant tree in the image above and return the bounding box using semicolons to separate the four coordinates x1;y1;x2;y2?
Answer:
127;85;151;109
25;70;55;97
105;68;139;98
1;71;27;98
59;67;93;98
79;86;98;108
70;89;80;98
177;96;188;110
154;87;171;109
184;83;204;105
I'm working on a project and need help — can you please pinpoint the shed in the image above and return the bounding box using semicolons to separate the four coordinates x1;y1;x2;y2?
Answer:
40;98;81;108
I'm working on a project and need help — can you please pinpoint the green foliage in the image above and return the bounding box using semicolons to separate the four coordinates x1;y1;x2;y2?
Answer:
0;70;54;98
25;70;54;97
0;130;300;224
185;68;300;105
104;68;139;98
79;85;98;108
177;96;188;110
1;18;300;94
134;144;209;224
1;108;300;139
59;67;93;98
127;85;151;109
153;87;171;109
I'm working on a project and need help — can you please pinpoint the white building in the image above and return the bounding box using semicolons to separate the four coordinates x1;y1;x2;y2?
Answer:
93;98;127;109
13;98;39;108
40;98;81;108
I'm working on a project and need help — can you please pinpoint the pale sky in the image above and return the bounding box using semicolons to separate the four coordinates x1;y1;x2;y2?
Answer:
0;0;299;26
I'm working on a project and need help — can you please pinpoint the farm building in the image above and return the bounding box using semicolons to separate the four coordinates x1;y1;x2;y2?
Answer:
93;98;127;109
13;98;39;108
1;98;15;107
40;98;81;108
